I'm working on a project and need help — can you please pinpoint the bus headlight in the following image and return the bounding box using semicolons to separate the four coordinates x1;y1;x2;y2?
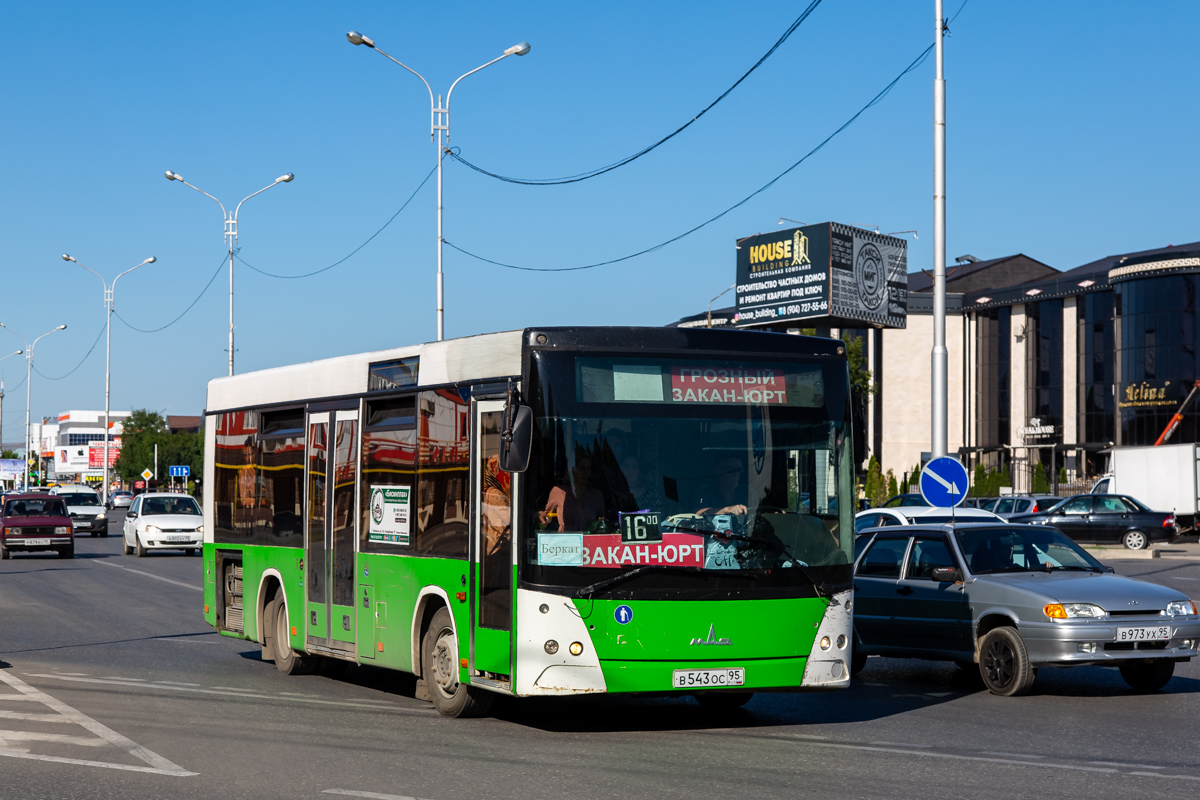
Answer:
569;642;584;656
820;636;832;651
544;640;559;655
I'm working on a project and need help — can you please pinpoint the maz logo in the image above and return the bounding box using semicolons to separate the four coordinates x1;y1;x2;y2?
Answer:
690;624;731;646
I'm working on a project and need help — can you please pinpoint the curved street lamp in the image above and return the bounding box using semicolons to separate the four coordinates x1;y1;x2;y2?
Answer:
62;254;159;501
0;324;67;489
164;171;293;376
347;31;530;341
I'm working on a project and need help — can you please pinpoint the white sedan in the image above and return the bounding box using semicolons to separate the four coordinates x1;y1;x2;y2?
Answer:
123;493;204;556
855;504;1003;535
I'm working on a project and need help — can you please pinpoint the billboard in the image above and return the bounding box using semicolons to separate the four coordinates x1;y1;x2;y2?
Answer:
56;445;90;473
88;438;122;468
735;223;907;328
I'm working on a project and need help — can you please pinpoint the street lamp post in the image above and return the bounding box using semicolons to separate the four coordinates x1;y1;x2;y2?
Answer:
0;324;67;489
346;31;530;341
62;254;158;504
0;351;24;472
164;171;294;376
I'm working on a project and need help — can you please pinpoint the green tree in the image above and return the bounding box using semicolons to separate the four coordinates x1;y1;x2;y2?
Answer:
114;410;203;489
970;463;986;497
841;334;877;397
1032;462;1051;493
0;449;18;459
885;469;898;499
865;456;885;508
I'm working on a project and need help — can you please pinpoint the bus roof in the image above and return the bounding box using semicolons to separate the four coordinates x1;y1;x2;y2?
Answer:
206;329;523;413
205;326;845;413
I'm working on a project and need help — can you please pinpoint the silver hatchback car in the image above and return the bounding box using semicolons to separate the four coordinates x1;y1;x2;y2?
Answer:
852;523;1200;695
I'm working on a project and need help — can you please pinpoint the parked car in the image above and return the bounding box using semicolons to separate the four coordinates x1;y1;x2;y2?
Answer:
992;495;1062;519
852;522;1200;695
123;493;203;556
976;497;1001;512
881;493;929;508
50;486;108;537
0;494;74;559
855;505;1003;535
106;490;133;510
1009;494;1176;550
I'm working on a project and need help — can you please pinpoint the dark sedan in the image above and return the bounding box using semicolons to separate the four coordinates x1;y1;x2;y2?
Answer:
1009;494;1176;550
0;494;74;558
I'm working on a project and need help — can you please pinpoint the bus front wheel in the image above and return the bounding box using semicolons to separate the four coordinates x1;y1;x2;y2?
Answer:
422;607;493;718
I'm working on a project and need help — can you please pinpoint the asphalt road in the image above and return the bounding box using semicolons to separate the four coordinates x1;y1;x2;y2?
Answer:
1;509;1198;800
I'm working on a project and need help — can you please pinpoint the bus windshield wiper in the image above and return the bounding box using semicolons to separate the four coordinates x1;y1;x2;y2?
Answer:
574;565;743;598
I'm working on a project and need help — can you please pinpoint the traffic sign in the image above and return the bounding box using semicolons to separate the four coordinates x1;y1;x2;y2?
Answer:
169;465;190;478
141;469;154;481
919;456;970;508
134;480;145;489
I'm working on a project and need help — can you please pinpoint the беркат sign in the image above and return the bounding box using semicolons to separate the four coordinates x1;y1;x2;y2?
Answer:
735;223;907;329
369;485;411;545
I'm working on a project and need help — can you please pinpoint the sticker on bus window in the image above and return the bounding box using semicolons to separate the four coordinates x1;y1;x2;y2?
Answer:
581;533;705;568
537;533;584;566
368;485;411;545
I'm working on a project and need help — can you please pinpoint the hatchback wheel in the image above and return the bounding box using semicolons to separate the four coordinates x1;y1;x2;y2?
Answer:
978;627;1036;697
1122;530;1148;550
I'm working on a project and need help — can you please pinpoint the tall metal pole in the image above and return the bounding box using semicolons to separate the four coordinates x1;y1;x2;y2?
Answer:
931;0;948;458
104;287;113;497
227;219;236;376
346;33;529;342
24;351;31;489
436;96;446;341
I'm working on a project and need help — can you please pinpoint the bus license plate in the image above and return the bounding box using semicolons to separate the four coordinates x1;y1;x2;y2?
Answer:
22;539;51;546
1116;626;1171;642
672;668;745;688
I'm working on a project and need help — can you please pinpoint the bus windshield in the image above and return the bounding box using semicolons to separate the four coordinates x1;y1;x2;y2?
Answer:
521;351;854;598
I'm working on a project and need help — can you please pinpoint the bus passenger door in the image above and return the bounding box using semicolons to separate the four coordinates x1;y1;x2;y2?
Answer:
472;400;512;680
305;409;360;654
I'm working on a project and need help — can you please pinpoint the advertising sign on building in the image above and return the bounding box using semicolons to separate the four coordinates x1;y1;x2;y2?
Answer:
735;223;907;328
88;438;122;468
55;446;90;474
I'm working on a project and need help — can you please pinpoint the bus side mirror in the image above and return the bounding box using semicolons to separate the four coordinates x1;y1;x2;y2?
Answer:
499;404;532;473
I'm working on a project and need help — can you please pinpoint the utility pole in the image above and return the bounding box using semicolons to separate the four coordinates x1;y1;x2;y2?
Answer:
931;0;948;458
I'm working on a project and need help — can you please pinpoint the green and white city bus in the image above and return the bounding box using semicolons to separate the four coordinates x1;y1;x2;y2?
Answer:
201;326;855;716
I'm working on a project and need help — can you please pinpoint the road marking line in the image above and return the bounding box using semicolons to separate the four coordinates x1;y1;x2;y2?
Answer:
0;750;198;776
0;709;77;723
0;729;107;746
1091;761;1164;769
1126;771;1200;781
984;752;1046;759
872;741;932;748
155;681;200;686
323;790;432;800
25;674;408;712
0;694;42;702
0;671;195;776
97;561;200;591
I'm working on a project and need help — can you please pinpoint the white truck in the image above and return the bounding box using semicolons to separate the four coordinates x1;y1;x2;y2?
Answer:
1091;443;1200;532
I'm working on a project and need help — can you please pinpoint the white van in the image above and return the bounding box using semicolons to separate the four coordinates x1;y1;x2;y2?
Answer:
50;485;108;536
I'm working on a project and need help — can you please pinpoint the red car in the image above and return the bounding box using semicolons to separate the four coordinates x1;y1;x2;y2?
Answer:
0;494;74;559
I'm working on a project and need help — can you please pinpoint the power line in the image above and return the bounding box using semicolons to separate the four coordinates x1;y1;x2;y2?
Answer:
446;0;825;186
114;252;227;334
236;164;437;279
445;43;935;273
33;321;107;381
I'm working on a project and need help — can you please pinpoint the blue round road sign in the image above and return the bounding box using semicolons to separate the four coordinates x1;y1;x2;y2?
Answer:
614;604;633;625
919;456;970;508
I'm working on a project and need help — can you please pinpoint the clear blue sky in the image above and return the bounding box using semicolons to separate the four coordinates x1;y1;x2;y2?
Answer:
1;1;1197;443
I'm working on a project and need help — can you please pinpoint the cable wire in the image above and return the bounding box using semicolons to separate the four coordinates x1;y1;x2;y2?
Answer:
445;43;934;273
236;164;437;279
114;252;227;334
33;320;107;381
447;0;825;186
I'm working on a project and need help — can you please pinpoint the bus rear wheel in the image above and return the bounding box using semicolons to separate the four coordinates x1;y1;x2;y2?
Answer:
271;597;311;676
423;607;492;718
